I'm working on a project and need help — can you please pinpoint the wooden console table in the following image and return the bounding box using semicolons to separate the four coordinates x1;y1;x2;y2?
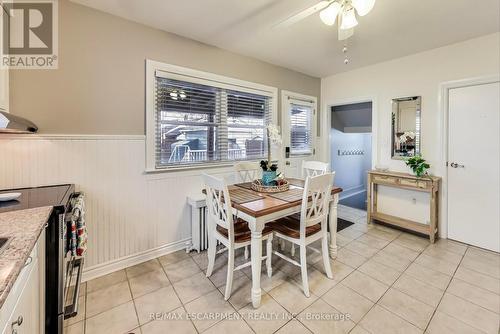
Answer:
367;170;441;243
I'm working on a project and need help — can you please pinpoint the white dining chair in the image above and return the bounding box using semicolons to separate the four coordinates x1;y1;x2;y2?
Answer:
302;160;330;178
281;160;330;257
234;162;261;259
234;161;261;183
203;173;274;300
269;173;334;297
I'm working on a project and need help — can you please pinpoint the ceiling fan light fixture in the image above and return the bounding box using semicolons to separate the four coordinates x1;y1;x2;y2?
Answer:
319;2;341;26
340;6;358;30
351;0;376;16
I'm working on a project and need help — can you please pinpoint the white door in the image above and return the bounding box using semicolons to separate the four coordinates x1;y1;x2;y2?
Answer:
281;91;317;178
448;81;500;252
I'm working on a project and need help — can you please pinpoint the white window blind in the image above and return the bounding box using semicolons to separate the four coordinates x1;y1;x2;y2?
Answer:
154;74;272;168
290;103;313;155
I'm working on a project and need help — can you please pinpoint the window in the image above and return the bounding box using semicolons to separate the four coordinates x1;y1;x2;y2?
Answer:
146;61;276;170
281;91;316;158
290;103;314;156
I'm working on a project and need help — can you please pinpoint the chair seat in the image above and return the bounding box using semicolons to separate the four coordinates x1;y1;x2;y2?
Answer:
216;220;273;243
268;216;321;239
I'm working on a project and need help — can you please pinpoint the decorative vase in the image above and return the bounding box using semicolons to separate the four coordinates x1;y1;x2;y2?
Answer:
262;171;277;186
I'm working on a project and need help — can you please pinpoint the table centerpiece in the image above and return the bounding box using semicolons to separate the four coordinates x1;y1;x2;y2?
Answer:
251;124;289;192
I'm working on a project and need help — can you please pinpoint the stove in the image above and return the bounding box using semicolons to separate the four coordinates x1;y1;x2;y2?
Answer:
0;184;74;213
0;184;78;334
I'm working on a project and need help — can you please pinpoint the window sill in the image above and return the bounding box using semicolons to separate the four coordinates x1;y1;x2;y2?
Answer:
290;153;313;157
144;159;265;174
145;163;233;174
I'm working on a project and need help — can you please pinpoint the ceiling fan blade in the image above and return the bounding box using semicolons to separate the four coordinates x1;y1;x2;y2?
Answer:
273;0;331;29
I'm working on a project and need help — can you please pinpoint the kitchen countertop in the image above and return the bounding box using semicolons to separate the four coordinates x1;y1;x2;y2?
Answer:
0;206;53;309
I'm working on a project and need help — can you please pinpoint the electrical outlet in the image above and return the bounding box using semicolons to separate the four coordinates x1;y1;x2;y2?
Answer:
412;198;417;204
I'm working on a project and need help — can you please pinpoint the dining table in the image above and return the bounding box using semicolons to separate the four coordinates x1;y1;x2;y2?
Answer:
227;178;343;308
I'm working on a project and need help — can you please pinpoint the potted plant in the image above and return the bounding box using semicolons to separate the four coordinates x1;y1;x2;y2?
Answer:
405;155;430;177
260;124;282;186
260;160;279;185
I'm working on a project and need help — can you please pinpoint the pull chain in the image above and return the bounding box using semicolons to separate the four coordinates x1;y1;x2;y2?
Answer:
342;44;349;64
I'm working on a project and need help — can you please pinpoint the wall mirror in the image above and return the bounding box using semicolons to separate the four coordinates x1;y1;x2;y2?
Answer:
391;96;421;159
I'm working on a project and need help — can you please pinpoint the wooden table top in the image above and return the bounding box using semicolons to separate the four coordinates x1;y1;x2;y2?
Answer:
228;178;342;218
368;170;441;182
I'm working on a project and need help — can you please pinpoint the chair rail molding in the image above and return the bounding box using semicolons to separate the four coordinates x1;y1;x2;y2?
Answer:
0;135;235;280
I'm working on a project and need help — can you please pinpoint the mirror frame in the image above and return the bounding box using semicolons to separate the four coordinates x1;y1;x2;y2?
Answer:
391;96;421;160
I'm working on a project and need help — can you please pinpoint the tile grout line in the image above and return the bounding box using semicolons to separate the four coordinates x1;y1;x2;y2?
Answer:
80;227;494;334
130;256;206;332
282;223;413;332
121;257;201;333
458;261;500;281
160;256;204;334
233;245;322;332
341;230;435;332
189;248;259;334
445;276;500;311
422;244;468;333
425;253;500;332
83;284;87;334
125;267;142;334
371;237;493;332
81;267;144;332
288;225;397;333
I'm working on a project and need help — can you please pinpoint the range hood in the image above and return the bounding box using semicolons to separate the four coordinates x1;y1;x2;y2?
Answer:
0;111;38;134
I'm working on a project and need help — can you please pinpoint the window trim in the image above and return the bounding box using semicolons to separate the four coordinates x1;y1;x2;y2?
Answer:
146;59;278;172
281;90;317;157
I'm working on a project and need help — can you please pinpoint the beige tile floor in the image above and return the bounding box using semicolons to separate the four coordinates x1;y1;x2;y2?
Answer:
65;205;500;334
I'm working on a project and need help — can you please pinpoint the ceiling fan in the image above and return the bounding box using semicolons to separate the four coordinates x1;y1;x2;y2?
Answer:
275;0;376;41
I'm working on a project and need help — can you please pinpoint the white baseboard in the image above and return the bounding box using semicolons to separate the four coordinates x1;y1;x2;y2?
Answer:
81;238;191;282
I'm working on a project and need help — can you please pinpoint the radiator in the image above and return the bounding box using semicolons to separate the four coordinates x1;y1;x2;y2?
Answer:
187;195;209;253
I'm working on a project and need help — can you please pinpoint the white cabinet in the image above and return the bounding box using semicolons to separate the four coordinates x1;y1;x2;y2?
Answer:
6;261;39;334
0;233;45;334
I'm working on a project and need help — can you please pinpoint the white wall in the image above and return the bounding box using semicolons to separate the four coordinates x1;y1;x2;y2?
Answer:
320;33;500;235
330;129;372;195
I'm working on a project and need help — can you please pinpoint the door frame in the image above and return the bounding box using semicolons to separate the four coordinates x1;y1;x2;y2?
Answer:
322;96;378;171
439;74;500;239
281;90;318;177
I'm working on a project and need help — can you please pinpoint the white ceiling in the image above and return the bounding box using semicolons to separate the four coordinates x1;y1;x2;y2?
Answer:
71;0;500;78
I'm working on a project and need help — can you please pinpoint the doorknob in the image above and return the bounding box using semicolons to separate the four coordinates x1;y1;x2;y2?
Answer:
450;162;465;168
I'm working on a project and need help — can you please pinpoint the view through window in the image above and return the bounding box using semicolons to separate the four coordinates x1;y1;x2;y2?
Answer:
290;103;313;155
155;76;271;167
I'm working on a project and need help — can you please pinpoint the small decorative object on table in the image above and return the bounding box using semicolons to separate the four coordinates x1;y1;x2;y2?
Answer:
253;124;289;192
251;178;290;193
260;160;278;185
405;155;430;177
374;165;389;172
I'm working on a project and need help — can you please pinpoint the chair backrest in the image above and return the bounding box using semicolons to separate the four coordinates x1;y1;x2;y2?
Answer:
302;160;329;178
234;162;261;182
202;173;234;240
299;172;335;236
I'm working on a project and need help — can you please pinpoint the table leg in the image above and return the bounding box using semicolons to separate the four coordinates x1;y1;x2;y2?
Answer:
250;229;263;308
366;174;372;224
329;193;339;259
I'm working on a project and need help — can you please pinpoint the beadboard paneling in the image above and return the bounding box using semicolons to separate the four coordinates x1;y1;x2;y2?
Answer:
0;136;235;273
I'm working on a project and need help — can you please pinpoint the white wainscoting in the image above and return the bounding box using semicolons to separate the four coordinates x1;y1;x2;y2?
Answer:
0;135;236;281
